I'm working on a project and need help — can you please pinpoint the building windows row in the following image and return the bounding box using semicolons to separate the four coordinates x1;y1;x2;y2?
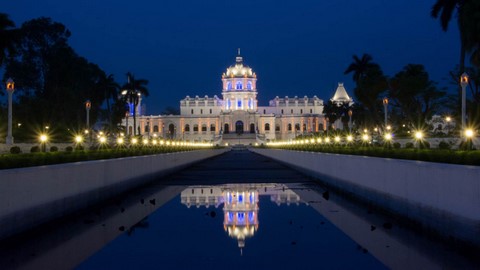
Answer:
191;109;214;115
184;124;216;133
279;109;314;115
226;81;253;90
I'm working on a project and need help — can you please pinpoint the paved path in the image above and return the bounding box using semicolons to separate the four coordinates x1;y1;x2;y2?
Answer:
165;148;309;185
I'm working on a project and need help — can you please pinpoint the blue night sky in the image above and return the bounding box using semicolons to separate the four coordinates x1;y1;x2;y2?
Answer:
4;0;459;115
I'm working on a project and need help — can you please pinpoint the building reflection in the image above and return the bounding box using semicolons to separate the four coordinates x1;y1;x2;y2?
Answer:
181;184;301;249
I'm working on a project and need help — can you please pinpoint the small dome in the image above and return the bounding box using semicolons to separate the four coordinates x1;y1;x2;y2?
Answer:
223;51;256;79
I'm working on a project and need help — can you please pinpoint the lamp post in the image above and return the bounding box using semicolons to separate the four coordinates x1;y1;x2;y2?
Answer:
125;111;130;135
460;73;469;130
348;109;353;133
383;97;388;128
5;78;15;145
85;100;91;129
445;116;452;135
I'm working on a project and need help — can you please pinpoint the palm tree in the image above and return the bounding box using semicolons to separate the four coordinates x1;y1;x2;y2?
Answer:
431;0;470;74
121;72;149;136
344;54;376;83
97;73;120;129
0;13;16;67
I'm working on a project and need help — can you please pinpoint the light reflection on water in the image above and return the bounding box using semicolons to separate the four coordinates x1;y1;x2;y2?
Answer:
76;183;386;269
1;181;478;269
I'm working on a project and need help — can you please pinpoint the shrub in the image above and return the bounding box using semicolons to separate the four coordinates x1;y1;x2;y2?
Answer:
75;145;84;151
405;142;414;149
10;146;22;154
50;146;59;152
438;141;451;150
31;146;41;153
419;141;430;149
393;142;401;149
65;146;73;152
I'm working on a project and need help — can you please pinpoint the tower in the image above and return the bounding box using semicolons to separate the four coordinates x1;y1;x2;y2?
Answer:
221;50;258;112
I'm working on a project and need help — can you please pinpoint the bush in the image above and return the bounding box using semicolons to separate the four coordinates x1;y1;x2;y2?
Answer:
75;145;84;151
31;146;41;153
10;146;22;154
393;142;401;149
438;141;451;150
65;146;73;152
405;142;414;149
459;140;475;150
50;146;59;152
419;141;430;149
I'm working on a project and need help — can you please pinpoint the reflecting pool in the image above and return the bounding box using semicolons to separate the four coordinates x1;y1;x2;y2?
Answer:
1;150;478;269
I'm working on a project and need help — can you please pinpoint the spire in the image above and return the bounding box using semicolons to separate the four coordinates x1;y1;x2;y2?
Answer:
331;82;353;106
236;48;243;63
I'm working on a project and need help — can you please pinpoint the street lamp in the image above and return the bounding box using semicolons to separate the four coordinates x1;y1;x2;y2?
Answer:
460;73;469;129
85;100;91;129
383;97;388;128
40;134;48;152
5;78;15;144
348;109;353;133
445;116;452;135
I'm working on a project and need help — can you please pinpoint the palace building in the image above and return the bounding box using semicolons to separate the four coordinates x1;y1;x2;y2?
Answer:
123;52;352;145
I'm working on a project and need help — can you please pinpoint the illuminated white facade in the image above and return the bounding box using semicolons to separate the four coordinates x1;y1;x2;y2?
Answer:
181;184;301;249
124;52;341;144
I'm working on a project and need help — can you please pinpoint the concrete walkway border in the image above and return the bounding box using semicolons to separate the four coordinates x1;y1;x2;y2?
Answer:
0;149;229;240
250;148;480;246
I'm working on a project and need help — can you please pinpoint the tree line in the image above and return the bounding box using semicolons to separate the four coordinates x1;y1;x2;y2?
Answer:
0;14;149;142
324;0;480;133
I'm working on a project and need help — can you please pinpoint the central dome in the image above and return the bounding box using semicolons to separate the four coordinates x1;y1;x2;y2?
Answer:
223;51;256;79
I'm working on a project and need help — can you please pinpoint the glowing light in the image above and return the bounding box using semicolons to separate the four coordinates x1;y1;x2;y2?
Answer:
414;131;423;140
363;129;368;133
40;134;48;143
152;139;158;145
346;135;353;142
131;138;138;145
445;116;451;122
75;135;83;143
386;125;391;131
143;139;149;145
84;129;89;134
362;134;369;141
325;137;331;143
99;136;107;143
334;136;341;143
374;128;378;132
225;142;229;146
117;137;124;144
310;139;315;144
316;138;322;143
384;133;392;141
465;129;475;138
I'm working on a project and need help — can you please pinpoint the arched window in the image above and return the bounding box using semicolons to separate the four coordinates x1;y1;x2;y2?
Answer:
193;124;199;132
300;109;303;114
236;81;242;90
184;124;190;132
153;125;159;132
210;124;216;132
310;109;313;113
265;123;270;131
210;109;212;114
227;82;232;90
144;125;149;133
303;123;307;131
291;109;293;114
247;81;252;90
275;125;280;132
191;109;194;114
202;124;207;132
288;124;292;131
281;109;284;114
263;109;266;114
200;109;203;114
227;99;231;109
295;123;300;131
237;100;242;108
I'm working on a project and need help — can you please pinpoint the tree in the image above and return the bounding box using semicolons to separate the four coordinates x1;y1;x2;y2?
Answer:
97;73;120;129
0;13;17;68
431;0;480;73
3;17;107;141
344;54;376;83
388;64;446;127
121;72;149;136
161;106;180;115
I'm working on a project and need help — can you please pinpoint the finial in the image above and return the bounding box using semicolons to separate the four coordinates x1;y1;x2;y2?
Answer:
238;48;241;56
